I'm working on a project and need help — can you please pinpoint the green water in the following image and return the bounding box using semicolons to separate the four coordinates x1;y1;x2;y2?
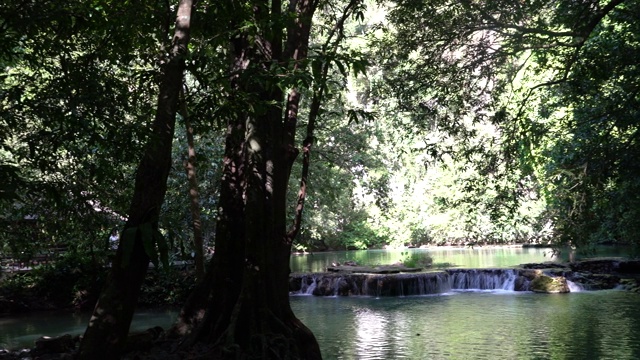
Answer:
0;309;177;351
3;247;640;358
291;290;640;360
290;247;555;273
290;245;637;273
4;291;640;359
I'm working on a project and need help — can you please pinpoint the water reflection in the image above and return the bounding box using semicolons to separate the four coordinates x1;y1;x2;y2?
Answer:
290;247;555;273
290;245;638;273
4;292;640;358
290;291;640;359
354;308;390;359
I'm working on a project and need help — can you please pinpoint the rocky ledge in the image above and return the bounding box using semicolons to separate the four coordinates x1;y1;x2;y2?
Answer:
290;258;640;296
327;264;423;274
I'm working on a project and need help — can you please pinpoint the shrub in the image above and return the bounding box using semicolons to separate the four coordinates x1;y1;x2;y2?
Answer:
400;251;433;268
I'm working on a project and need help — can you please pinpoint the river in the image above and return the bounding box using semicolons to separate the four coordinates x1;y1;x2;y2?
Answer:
292;290;640;359
2;246;640;359
289;245;634;272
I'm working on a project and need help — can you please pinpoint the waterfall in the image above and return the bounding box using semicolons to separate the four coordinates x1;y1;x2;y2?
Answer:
289;268;563;296
567;280;583;292
297;275;317;295
447;269;519;291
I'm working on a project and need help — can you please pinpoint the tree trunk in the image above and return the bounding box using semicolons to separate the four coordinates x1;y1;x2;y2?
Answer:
181;89;206;280
290;0;357;241
170;1;322;358
77;2;194;359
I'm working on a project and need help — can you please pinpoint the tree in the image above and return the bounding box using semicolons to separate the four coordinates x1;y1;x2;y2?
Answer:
168;0;324;357
180;88;206;280
374;0;638;248
77;1;194;358
539;0;640;247
1;1;157;259
165;0;376;357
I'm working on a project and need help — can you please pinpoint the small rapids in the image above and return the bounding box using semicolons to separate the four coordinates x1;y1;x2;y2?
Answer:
290;269;535;297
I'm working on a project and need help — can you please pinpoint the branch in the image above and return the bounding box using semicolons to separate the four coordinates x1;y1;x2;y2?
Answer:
511;0;627;121
287;0;361;242
560;0;627;81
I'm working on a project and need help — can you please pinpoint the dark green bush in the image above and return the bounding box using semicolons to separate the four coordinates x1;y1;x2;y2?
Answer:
1;252;197;313
138;267;196;307
0;252;107;311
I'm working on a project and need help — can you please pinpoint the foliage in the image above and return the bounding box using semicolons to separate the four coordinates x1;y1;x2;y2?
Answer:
399;251;433;268
539;1;640;247
1;0;639;331
0;254;197;312
0;0;163;260
0;0;226;263
364;0;640;249
160;125;223;258
138;267;196;307
0;251;107;310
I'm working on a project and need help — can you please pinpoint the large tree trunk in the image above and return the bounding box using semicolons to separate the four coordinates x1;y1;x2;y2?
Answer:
170;1;322;358
77;2;194;359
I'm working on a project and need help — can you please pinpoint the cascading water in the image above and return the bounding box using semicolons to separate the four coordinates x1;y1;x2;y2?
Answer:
567;280;583;292
290;269;526;296
298;275;317;295
447;269;520;291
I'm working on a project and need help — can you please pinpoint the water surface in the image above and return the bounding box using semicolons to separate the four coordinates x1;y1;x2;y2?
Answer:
290;245;637;273
290;247;555;273
0;309;177;351
291;290;640;359
4;247;640;358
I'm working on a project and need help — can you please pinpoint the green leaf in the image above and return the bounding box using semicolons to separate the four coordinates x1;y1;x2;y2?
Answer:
334;60;347;78
352;59;368;77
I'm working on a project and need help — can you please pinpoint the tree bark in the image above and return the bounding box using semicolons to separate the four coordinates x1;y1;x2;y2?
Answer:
77;1;194;359
170;1;322;358
181;88;206;281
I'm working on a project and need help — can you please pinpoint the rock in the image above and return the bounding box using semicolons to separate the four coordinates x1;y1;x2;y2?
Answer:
33;334;76;355
0;297;29;315
520;262;568;269
619;278;640;292
529;274;569;293
313;277;338;296
0;348;32;360
573;273;620;290
124;326;164;353
514;276;530;291
617;260;640;274
518;268;542;281
569;258;623;273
